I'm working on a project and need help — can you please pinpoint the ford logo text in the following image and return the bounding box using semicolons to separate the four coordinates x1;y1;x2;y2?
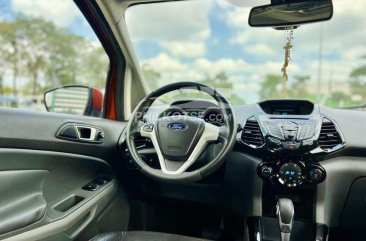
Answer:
167;123;187;131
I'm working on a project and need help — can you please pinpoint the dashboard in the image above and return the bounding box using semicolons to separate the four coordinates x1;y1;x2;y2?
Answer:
142;99;347;188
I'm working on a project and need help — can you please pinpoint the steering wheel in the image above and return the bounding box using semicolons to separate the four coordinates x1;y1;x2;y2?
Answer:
126;82;237;183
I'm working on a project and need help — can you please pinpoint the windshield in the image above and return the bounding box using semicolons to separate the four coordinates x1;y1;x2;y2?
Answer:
125;0;366;108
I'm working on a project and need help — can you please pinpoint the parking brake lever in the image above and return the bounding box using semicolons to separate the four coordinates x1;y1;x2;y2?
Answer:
276;198;294;241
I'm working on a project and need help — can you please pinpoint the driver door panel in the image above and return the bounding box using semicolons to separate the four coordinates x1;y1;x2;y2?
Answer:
0;108;128;241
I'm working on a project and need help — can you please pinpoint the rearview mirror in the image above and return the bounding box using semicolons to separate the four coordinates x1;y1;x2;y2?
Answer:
249;0;333;27
44;85;103;117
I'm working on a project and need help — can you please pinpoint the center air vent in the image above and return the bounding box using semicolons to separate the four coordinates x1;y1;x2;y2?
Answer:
318;118;343;151
241;117;264;148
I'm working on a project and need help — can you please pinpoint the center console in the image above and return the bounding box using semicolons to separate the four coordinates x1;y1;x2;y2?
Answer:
241;100;344;188
240;100;345;241
256;115;327;188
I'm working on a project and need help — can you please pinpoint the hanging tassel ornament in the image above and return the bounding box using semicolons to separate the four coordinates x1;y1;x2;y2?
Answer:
281;26;294;82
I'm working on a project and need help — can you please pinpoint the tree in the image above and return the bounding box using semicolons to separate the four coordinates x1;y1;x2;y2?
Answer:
0;21;23;96
201;72;245;105
142;64;161;91
16;16;77;95
288;75;312;100
325;91;353;108
79;46;109;89
0;14;109;99
349;56;366;103
259;74;282;100
350;66;366;79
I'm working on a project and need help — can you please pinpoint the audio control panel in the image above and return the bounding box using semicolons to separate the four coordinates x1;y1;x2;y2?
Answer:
259;117;320;152
254;116;327;187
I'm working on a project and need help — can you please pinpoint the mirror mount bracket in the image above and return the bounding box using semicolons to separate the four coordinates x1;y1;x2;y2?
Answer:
273;25;300;31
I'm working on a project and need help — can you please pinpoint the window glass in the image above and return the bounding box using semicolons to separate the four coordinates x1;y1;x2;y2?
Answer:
126;0;366;108
0;0;109;116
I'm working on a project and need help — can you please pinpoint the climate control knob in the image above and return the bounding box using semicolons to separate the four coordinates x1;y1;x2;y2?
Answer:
278;162;303;187
260;166;273;177
309;168;325;182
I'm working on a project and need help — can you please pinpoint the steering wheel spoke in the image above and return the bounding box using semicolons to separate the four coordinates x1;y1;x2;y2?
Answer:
129;120;146;137
218;125;230;139
140;123;154;138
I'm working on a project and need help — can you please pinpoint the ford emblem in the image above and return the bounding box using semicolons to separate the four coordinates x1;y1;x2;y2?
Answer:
168;123;187;131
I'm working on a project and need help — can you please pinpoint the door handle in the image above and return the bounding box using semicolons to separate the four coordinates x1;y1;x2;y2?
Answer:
56;123;104;143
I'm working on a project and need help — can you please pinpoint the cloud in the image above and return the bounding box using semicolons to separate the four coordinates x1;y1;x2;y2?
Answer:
11;0;79;27
125;1;213;42
227;7;251;29
161;41;207;58
125;0;213;59
244;43;275;56
335;0;366;18
222;0;269;8
195;58;249;75
144;53;188;73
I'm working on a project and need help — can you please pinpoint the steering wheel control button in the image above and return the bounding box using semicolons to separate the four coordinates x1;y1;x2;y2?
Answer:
142;124;154;133
278;163;303;187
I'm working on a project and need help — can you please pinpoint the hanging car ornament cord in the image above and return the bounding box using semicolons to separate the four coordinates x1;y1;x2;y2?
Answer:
281;26;294;82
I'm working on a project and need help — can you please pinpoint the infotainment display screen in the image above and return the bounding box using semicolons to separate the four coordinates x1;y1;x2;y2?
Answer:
259;100;314;115
271;107;300;115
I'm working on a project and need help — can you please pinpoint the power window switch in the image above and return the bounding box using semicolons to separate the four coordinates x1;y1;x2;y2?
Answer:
82;183;99;191
95;176;111;185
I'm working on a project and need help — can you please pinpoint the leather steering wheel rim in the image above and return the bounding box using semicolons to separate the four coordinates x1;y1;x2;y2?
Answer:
126;82;237;183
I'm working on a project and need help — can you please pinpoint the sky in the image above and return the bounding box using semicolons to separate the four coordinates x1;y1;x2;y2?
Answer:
1;0;98;40
1;0;366;104
125;0;366;104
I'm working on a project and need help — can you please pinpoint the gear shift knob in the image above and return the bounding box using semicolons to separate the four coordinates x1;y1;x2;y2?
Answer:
276;198;294;241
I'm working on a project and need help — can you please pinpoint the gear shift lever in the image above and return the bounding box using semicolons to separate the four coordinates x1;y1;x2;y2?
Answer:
276;198;294;241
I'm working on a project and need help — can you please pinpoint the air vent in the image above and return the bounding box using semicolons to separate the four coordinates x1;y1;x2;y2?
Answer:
241;117;264;148
318;118;343;151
